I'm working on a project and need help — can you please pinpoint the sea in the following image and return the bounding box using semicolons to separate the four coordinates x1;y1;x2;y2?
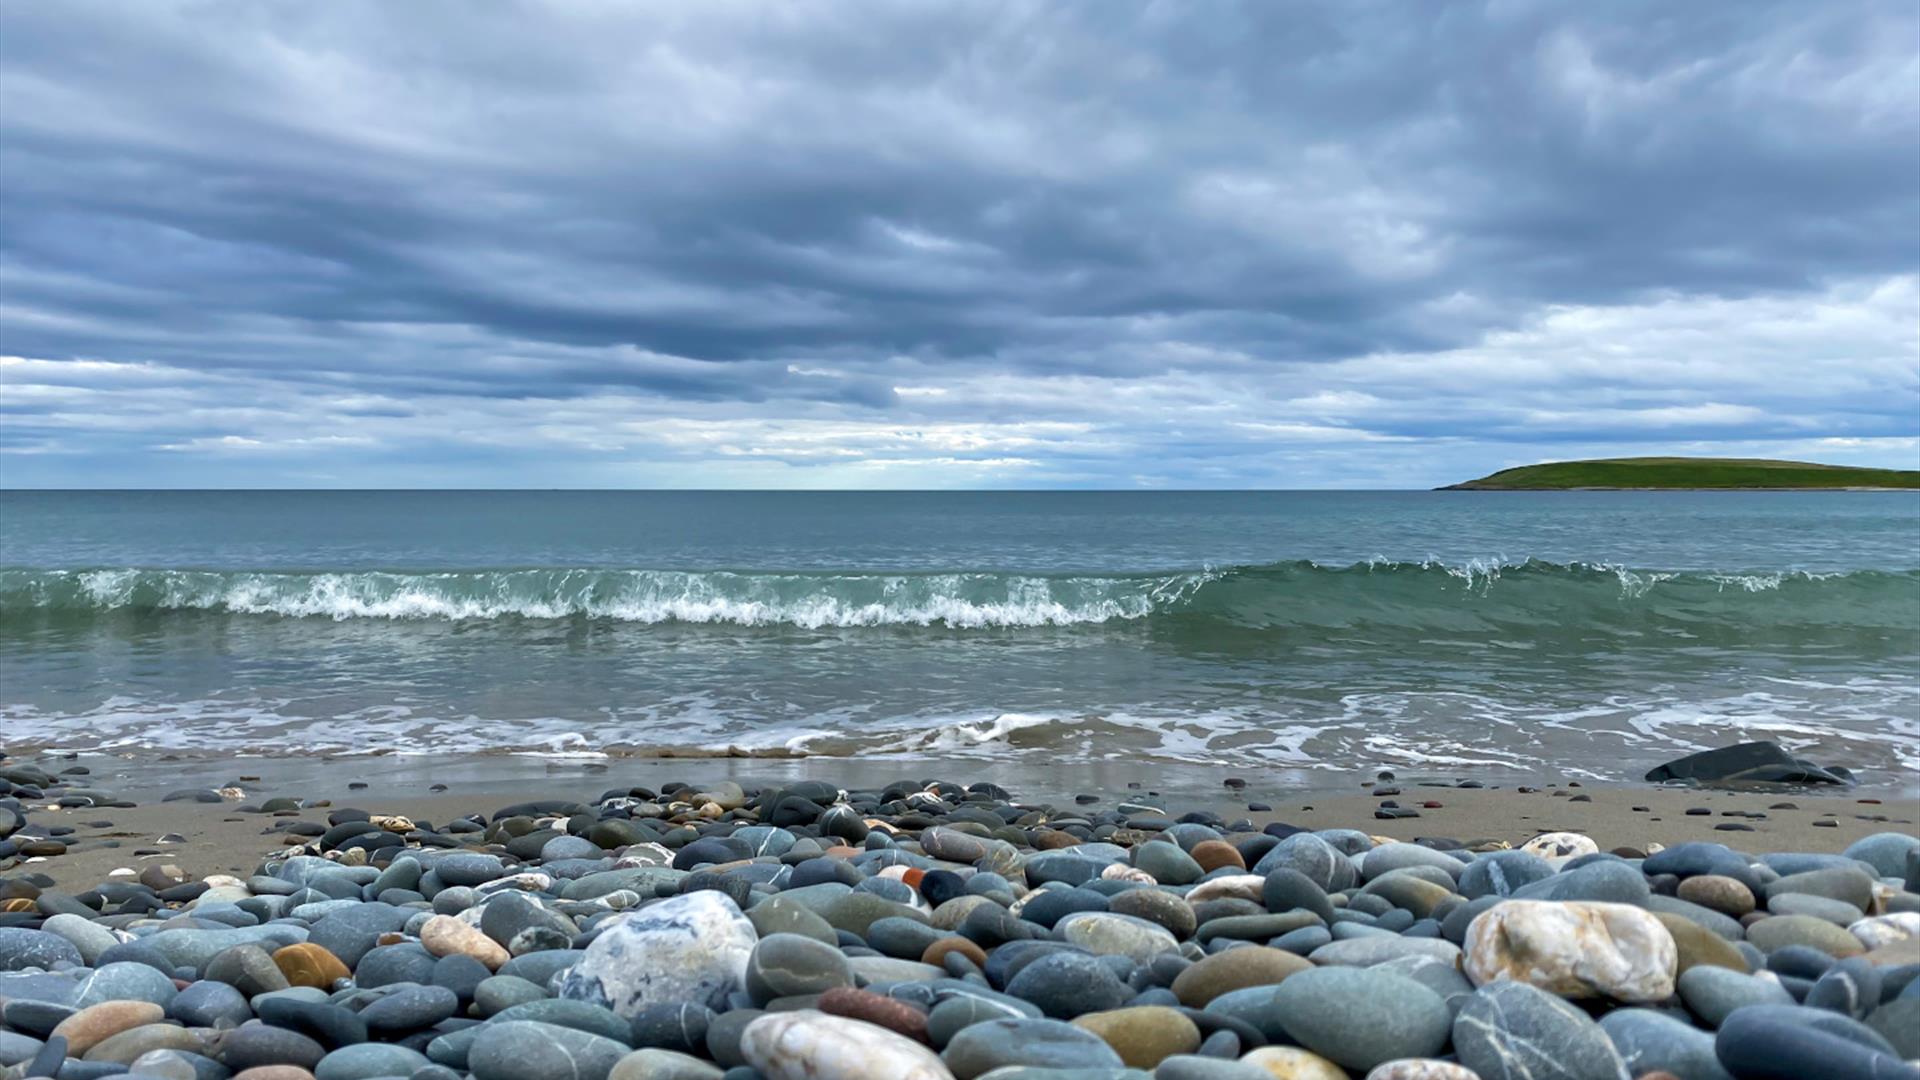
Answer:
1;490;1916;787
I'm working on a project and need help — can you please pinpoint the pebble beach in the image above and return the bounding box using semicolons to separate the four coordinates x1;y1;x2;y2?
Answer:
2;752;1917;1080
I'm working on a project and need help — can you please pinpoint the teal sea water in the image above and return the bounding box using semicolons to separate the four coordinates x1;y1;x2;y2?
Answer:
2;491;1916;784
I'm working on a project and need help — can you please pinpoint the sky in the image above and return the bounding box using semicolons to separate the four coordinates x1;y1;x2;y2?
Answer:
1;1;1916;489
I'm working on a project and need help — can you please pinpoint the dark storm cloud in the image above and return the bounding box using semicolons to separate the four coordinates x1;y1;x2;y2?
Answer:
0;0;1915;487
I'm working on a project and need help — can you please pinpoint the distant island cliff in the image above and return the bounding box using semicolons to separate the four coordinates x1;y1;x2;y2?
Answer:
1441;456;1920;490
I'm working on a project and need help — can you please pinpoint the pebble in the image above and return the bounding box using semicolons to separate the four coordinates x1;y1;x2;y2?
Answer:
1272;966;1452;1071
0;767;1911;1080
1452;980;1629;1080
1072;1004;1200;1067
1238;1045;1351;1079
468;1018;629;1080
942;1016;1125;1077
739;1009;951;1079
51;999;165;1057
1464;900;1676;1002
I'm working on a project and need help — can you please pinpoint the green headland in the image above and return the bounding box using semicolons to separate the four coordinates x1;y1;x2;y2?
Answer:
1441;456;1920;491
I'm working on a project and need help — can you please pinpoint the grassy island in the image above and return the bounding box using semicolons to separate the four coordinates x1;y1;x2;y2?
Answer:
1441;456;1920;490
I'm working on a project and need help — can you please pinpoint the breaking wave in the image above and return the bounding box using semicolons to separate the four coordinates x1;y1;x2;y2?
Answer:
0;560;1915;634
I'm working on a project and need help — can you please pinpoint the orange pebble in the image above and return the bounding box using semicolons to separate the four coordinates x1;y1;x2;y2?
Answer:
922;936;989;970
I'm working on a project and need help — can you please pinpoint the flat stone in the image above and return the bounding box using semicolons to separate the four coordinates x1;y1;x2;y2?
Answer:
1250;834;1353;892
941;1017;1125;1078
1307;936;1462;968
608;1047;725;1079
273;943;350;989
1452;980;1630;1080
1237;1046;1350;1079
1052;910;1180;963
1511;860;1649;907
168;980;253;1028
1459;852;1557;901
421;913;510;970
1764;867;1874;912
1597;1007;1729;1080
1653;912;1747;976
1072;1005;1200;1068
51;1000;164;1057
1363;1062;1481;1080
205;944;292;997
312;1043;432;1080
1171;946;1311;1007
1745;914;1867;957
468;1019;630;1080
1272;965;1450;1072
72;961;181;1008
214;1023;326;1072
1715;1006;1911;1080
0;926;84;971
84;1022;208;1065
1675;966;1793;1028
739;1009;950;1079
1843;832;1920;878
357;984;458;1032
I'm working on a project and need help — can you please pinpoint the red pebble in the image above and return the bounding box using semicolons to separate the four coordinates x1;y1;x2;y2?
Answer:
817;987;931;1044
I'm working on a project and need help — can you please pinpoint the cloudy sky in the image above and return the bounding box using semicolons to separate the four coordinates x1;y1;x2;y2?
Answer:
1;1;1916;488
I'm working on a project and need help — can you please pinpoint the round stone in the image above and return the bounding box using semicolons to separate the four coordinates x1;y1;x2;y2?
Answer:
1052;910;1180;963
1270;966;1450;1071
1597;1006;1725;1080
1452;980;1628;1080
1006;950;1130;1018
1190;841;1246;873
272;944;350;990
421;914;510;970
1652;912;1746;976
357;985;458;1033
1465;900;1677;1002
1459;851;1556;900
1238;1046;1350;1079
1171;947;1311;1007
941;1017;1125;1077
1072;1005;1200;1068
313;1042;432;1080
1745;915;1867;958
555;890;758;1017
816;986;931;1044
740;1009;949;1079
51;1000;164;1057
1135;841;1205;885
468;1019;629;1080
0;927;84;971
1675;875;1755;917
743;933;853;1005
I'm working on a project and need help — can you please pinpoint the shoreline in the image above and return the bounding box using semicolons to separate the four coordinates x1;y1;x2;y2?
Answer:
8;749;1911;891
3;748;1915;1078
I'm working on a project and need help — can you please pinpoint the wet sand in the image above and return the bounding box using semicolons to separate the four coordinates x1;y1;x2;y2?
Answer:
8;750;1911;889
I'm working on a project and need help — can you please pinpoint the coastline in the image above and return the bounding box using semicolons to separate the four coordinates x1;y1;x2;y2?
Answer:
10;749;1910;890
1438;485;1920;491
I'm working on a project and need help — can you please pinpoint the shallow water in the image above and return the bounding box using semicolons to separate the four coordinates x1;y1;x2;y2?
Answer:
3;490;1916;785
